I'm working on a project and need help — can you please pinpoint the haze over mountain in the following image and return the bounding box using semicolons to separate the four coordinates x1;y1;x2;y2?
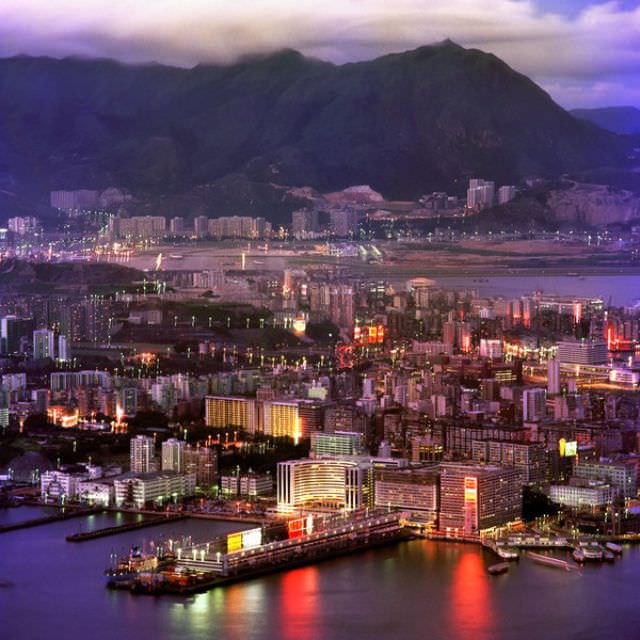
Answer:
570;107;640;136
0;41;632;221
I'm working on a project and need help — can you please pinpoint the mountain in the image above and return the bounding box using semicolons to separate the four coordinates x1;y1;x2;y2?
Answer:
0;42;631;221
570;107;640;135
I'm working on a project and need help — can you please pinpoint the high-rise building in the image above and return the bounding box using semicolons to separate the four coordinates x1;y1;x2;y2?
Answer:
169;216;185;236
130;435;156;473
329;209;358;237
557;339;608;365
1;316;32;354
58;335;70;362
522;388;546;422
466;179;495;209
574;459;637;498
263;401;300;440
374;468;439;522
184;445;218;487
205;396;258;433
33;328;55;360
161;438;186;473
291;209;320;238
276;458;367;513
497;185;517;205
547;359;560;395
439;463;523;533
310;431;365;457
193;216;209;238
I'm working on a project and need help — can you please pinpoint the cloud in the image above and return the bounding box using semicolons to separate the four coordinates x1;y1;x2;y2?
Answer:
0;0;638;107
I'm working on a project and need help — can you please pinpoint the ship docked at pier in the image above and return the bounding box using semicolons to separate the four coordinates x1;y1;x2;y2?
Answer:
105;512;412;595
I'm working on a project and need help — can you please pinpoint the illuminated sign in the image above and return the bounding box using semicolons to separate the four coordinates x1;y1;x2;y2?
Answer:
292;317;306;335
287;517;307;539
227;532;243;553
354;324;385;346
463;476;478;533
564;441;577;457
559;438;577;457
241;527;262;550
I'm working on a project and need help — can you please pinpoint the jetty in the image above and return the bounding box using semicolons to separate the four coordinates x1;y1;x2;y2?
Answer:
66;513;187;542
0;506;104;533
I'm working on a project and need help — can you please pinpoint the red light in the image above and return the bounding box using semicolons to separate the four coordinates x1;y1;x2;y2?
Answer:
288;517;307;539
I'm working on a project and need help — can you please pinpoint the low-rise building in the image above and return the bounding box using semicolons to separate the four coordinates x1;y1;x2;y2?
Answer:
113;471;195;509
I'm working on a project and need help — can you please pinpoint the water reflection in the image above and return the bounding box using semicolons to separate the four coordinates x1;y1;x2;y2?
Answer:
448;549;494;640
279;567;319;640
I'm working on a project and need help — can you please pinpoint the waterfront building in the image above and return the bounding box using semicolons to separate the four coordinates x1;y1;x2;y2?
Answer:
276;458;368;513
113;471;195;509
77;479;115;507
41;470;83;501
573;459;638;498
471;440;547;484
549;479;613;510
439;463;523;533
374;467;439;523
239;472;273;497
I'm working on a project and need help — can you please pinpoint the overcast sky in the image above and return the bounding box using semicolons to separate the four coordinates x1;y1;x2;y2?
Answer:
0;0;638;109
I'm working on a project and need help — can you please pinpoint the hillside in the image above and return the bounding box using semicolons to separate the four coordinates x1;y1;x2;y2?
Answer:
0;42;631;222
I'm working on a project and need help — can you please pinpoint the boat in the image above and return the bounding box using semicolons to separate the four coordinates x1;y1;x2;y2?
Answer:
578;543;604;562
487;562;509;575
603;550;616;562
572;548;586;563
605;542;623;555
527;551;572;571
496;545;520;561
104;546;175;584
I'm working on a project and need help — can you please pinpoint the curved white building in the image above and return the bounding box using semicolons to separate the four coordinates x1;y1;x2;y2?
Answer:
277;458;365;513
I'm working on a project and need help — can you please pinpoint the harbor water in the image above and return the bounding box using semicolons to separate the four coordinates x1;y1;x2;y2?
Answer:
2;510;640;639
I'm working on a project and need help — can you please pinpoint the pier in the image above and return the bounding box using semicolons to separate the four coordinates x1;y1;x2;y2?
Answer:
0;506;104;534
109;511;413;595
66;513;187;542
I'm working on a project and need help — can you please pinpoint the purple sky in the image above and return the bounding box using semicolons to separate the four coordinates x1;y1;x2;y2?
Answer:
0;0;638;109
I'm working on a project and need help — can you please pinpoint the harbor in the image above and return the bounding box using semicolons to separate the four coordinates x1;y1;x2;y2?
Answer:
4;507;640;640
105;511;413;595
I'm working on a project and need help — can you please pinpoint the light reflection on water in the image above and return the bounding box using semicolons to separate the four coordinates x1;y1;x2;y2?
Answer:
3;512;640;640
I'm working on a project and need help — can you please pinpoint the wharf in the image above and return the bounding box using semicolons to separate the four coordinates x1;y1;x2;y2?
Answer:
111;512;413;596
0;506;104;533
66;513;187;542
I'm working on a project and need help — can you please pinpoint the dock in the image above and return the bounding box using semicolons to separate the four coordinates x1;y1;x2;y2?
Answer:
109;511;413;595
0;506;104;533
66;513;187;542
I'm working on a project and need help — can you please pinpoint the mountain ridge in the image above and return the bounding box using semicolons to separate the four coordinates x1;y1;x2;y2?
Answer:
0;42;632;221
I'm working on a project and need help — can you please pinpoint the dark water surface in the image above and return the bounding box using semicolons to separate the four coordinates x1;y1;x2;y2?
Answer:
2;510;640;640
